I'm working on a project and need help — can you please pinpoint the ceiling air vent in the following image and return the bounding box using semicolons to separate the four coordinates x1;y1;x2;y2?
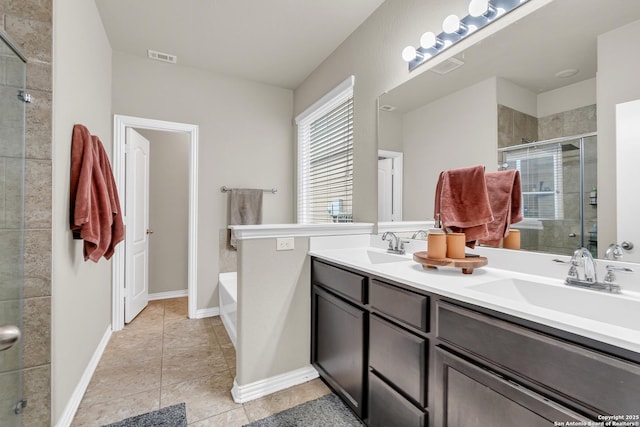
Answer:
147;49;177;64
429;57;464;75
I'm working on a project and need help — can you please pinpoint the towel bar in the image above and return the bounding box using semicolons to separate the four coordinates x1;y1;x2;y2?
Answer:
220;186;277;194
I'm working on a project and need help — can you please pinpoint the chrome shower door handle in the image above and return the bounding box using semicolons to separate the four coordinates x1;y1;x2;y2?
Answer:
0;324;21;351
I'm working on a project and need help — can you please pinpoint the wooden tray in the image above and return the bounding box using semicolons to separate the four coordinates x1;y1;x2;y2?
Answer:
413;251;487;274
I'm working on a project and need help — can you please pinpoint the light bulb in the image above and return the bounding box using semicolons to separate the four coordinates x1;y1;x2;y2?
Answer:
443;14;463;34
469;0;489;17
402;46;417;62
420;32;439;49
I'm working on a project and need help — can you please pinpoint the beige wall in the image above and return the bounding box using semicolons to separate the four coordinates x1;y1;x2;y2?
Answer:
51;0;113;423
293;0;549;226
537;78;596;118
377;109;403;153
597;19;640;256
138;129;189;295
497;77;538;117
402;77;498;220
111;51;294;309
237;237;310;385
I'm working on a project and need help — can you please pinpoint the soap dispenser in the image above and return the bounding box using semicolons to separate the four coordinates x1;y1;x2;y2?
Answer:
427;214;447;259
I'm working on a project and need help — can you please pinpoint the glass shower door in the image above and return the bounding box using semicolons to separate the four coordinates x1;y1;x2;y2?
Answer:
501;134;597;256
0;29;27;426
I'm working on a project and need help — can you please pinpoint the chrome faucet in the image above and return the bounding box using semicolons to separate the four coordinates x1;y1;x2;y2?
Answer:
604;265;634;284
411;230;428;239
565;247;621;293
382;232;407;255
604;243;624;260
567;247;597;283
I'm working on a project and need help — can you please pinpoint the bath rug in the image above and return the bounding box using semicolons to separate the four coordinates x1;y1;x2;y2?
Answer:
243;393;363;427
102;402;186;427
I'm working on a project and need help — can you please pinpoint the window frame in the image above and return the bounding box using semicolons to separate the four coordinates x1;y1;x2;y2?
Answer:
295;75;355;224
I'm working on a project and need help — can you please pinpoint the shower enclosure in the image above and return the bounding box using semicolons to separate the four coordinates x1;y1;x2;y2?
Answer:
0;29;28;425
499;133;598;256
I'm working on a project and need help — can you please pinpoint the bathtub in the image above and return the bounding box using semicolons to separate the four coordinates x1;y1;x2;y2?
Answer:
218;272;237;348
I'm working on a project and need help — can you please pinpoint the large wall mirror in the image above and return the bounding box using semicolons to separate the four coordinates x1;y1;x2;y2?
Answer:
378;0;640;262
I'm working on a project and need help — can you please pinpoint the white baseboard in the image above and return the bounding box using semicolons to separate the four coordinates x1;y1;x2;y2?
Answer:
194;307;219;319
231;365;319;403
148;289;188;301
55;327;112;427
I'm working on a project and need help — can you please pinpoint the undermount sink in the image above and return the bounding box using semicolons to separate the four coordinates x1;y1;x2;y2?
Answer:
365;249;411;264
468;278;640;330
332;247;412;265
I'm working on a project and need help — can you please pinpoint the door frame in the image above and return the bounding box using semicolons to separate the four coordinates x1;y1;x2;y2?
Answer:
378;150;403;221
112;114;199;331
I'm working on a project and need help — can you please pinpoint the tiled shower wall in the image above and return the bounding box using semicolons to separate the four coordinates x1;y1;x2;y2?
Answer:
497;104;597;256
0;1;52;425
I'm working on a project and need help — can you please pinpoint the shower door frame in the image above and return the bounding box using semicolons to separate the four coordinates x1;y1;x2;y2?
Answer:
498;131;597;252
0;27;28;424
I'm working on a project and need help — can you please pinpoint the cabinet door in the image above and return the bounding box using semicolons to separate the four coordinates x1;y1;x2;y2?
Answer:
434;348;589;427
369;372;426;427
312;285;366;418
370;314;428;407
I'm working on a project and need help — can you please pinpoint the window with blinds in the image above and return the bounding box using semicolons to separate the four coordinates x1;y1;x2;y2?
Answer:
502;143;564;220
296;76;354;224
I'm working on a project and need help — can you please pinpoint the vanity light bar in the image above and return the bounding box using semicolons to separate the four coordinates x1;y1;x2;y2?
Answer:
403;0;530;72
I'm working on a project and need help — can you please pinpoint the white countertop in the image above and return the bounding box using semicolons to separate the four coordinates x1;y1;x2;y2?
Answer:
309;245;640;355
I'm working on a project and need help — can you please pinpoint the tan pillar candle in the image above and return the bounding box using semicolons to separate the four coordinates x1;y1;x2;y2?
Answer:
503;229;521;250
427;233;447;259
446;233;466;259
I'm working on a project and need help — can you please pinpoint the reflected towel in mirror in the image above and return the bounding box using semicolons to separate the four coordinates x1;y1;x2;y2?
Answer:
434;164;493;246
478;169;523;247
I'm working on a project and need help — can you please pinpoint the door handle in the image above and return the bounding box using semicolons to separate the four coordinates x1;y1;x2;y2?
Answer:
146;229;154;235
0;325;21;352
568;233;577;237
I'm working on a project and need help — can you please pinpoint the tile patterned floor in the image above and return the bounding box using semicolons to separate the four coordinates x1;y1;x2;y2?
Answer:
72;297;330;426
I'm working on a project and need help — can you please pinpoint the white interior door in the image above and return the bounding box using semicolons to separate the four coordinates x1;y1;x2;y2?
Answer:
616;100;640;262
125;128;150;322
378;158;393;222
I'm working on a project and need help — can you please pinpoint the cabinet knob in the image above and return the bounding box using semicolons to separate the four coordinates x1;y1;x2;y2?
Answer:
622;241;634;250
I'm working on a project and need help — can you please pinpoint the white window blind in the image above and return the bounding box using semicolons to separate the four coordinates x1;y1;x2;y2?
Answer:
502;143;564;220
296;76;354;224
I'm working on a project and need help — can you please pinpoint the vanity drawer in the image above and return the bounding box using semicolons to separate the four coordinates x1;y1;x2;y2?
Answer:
369;371;427;427
370;279;429;332
437;302;640;415
370;314;428;407
312;260;366;303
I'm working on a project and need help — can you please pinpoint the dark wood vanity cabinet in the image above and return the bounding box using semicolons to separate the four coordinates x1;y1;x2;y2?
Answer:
310;257;640;427
433;348;588;426
311;261;367;419
311;258;431;425
368;280;430;426
435;301;640;425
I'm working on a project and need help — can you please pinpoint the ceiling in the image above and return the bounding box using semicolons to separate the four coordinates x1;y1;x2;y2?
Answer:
95;0;385;89
381;0;640;113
